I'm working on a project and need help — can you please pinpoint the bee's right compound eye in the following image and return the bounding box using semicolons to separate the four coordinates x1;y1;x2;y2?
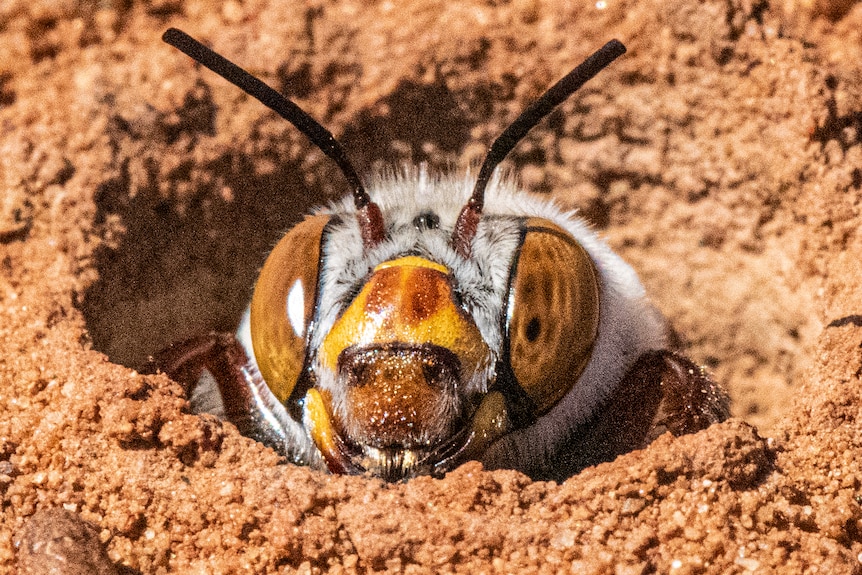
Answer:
250;215;330;403
504;218;600;416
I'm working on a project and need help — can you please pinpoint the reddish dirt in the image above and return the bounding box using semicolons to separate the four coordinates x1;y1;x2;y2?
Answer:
1;0;862;572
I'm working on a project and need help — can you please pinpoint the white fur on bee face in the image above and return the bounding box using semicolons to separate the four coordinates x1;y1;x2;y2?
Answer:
236;166;667;476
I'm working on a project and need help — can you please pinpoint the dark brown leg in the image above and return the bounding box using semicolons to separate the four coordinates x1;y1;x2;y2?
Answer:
151;333;255;424
552;350;729;479
148;333;307;462
637;350;730;441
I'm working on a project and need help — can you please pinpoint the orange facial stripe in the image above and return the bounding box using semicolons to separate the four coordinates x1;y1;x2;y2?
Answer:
304;388;345;473
374;255;448;274
320;258;487;373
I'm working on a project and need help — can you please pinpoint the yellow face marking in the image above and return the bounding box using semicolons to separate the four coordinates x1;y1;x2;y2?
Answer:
304;388;339;464
320;256;488;374
373;255;449;274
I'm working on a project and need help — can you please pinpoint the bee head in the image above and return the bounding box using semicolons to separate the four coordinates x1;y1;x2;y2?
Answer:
163;29;625;480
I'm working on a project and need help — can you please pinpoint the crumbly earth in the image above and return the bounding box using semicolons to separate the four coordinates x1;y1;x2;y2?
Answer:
1;0;861;573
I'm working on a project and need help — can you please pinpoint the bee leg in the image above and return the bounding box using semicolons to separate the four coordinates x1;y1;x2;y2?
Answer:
555;351;729;480
148;333;300;460
636;350;731;441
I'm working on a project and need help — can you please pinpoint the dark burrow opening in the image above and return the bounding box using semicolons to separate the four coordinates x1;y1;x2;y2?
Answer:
79;155;328;370
78;77;475;371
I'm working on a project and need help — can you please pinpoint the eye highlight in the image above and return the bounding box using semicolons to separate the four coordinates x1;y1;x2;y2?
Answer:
250;215;330;404
504;218;600;416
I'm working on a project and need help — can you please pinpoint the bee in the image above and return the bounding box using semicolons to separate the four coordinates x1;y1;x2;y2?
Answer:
154;29;729;482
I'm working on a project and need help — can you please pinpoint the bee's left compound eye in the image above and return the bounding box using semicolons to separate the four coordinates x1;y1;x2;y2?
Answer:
504;218;600;416
250;215;330;403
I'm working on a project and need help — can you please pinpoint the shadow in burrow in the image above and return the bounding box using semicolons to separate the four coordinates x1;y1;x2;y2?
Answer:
78;151;328;370
77;77;478;371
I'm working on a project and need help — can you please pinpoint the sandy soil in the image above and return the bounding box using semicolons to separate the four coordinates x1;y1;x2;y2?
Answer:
1;0;862;572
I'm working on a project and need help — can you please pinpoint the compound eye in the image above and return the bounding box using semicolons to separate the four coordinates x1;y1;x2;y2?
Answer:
506;218;600;415
250;215;330;403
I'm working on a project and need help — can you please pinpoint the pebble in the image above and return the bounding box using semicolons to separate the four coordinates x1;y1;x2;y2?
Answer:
17;508;118;575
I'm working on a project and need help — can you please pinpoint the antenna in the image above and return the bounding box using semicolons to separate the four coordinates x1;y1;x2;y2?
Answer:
162;28;385;248
452;39;627;257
